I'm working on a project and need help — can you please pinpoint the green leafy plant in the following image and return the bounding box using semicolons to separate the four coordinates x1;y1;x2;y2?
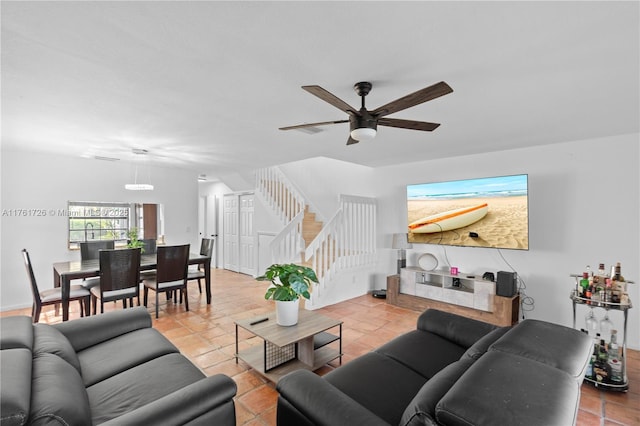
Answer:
127;227;145;253
257;264;318;301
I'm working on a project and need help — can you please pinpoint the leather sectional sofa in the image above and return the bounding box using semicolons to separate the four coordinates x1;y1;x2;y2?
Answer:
1;307;236;425
276;309;593;426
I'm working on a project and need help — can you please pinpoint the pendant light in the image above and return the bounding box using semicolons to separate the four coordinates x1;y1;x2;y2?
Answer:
125;148;154;191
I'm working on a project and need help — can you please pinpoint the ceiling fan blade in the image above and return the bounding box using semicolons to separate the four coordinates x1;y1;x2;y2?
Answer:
279;119;349;131
346;136;359;145
302;85;359;115
371;81;453;117
377;118;441;131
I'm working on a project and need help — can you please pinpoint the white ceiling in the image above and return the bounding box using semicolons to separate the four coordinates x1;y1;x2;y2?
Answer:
2;1;638;181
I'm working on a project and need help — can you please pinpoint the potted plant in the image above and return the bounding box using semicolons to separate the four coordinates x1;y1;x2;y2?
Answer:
257;263;318;326
127;227;145;253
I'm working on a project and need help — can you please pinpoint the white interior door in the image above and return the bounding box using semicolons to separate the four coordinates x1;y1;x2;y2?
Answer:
239;193;256;276
198;196;206;241
223;194;239;272
206;195;218;267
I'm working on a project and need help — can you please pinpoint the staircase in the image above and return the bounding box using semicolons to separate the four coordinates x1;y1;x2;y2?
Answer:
302;206;323;249
256;167;377;307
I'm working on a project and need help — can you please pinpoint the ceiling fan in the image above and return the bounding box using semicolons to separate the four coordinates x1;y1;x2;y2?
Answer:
279;81;453;145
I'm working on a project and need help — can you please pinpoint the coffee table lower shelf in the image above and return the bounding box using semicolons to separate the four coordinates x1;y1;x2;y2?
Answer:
235;311;343;383
237;344;342;382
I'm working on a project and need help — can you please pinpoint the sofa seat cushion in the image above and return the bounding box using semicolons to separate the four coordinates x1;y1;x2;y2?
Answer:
30;353;91;426
375;330;467;379
435;351;580;426
33;324;82;373
324;351;428;425
400;357;475;426
86;353;206;424
77;327;179;386
489;319;592;379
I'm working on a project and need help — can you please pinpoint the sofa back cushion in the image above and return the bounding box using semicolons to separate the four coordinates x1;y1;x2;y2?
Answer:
400;357;475;426
462;326;510;361
375;330;467;380
1;348;32;426
0;316;33;351
30;353;91;426
1;316;34;426
417;310;498;349
33;324;82;374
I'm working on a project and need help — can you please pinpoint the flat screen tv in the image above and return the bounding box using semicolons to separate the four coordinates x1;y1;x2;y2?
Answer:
407;174;529;250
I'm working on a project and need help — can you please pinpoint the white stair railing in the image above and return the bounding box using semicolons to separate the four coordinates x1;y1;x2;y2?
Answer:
305;195;377;289
255;167;305;225
256;167;306;264
269;210;305;264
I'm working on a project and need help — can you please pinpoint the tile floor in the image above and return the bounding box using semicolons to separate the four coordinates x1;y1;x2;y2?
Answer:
4;268;638;425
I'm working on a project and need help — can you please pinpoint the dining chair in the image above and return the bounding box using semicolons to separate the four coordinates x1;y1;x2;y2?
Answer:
143;244;190;318
80;240;115;290
91;248;142;314
22;249;91;323
80;240;115;260
140;238;157;254
188;238;214;293
138;238;158;280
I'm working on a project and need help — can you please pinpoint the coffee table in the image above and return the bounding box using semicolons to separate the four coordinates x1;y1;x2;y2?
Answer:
235;309;343;382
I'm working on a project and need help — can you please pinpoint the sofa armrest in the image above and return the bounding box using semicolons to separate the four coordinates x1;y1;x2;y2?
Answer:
53;307;152;351
99;374;237;426
417;309;497;349
276;370;390;426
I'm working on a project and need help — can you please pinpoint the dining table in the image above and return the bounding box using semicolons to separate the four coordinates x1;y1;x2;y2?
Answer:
53;252;212;321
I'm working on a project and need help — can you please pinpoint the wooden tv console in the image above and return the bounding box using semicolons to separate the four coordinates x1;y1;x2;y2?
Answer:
386;268;519;326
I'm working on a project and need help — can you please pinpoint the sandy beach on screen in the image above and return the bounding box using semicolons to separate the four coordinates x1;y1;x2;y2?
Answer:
407;195;528;249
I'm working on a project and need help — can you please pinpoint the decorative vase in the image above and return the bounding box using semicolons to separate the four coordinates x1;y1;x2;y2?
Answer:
276;299;299;326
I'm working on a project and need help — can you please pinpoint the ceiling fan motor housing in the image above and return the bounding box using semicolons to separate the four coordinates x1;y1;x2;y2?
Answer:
350;109;377;132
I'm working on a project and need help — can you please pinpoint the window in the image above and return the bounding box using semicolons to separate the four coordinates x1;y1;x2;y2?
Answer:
68;202;130;249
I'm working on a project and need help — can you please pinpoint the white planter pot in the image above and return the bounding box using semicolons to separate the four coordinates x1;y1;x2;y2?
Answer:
276;299;300;326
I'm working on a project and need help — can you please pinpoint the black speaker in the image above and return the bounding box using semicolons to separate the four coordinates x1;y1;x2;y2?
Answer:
496;271;517;297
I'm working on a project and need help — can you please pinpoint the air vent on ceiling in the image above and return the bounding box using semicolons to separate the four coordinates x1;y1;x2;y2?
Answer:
94;155;120;162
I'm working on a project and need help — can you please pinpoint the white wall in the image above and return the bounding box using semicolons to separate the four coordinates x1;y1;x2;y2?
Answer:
257;137;639;350
372;134;639;349
279;157;376;221
1;149;199;310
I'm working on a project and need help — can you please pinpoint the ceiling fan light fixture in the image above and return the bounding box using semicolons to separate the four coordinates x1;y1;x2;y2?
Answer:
350;127;377;141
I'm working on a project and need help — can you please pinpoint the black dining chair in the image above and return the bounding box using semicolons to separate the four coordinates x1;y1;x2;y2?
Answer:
143;244;190;318
22;249;91;323
188;238;214;293
80;240;115;260
138;238;158;280
140;238;157;254
80;240;115;290
91;248;142;314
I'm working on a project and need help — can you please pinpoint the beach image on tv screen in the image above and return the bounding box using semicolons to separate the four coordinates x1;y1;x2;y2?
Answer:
407;174;528;250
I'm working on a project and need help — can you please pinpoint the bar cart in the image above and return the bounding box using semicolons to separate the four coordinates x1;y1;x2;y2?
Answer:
570;274;633;392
